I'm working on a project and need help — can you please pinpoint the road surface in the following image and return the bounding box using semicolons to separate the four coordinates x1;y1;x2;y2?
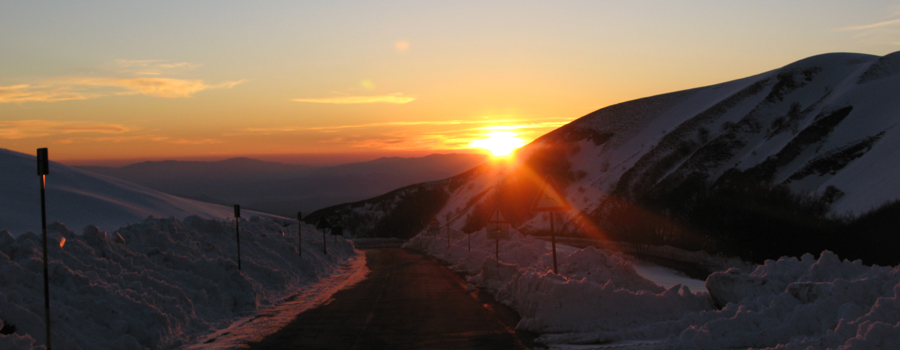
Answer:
247;248;536;350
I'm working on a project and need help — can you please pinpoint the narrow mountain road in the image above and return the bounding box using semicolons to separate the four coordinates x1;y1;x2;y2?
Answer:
247;248;536;350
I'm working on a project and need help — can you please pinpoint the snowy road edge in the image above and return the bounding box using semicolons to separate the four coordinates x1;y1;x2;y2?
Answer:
185;250;370;350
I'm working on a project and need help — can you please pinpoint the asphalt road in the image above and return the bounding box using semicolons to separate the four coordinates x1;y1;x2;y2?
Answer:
247;248;536;350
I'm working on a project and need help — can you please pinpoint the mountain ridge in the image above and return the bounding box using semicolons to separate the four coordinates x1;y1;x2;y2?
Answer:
76;153;487;216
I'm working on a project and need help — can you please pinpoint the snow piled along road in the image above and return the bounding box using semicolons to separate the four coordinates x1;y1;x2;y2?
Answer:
405;229;900;349
0;217;358;350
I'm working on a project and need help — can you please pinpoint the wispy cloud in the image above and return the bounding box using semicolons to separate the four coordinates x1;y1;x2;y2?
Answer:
0;59;243;103
0;78;244;103
53;135;222;145
235;117;572;135
0;120;131;139
115;59;202;75
481;121;571;131
841;18;900;31
293;93;415;104
0;119;220;146
0;84;101;103
839;15;900;46
229;116;573;151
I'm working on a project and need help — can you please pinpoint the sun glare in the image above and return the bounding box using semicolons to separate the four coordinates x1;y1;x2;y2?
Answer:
469;131;527;157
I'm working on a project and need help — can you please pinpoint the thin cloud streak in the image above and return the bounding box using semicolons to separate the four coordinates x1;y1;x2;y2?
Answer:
237;117;573;134
115;59;202;73
841;18;900;31
292;94;415;104
0;119;219;146
0;78;244;103
0;84;102;103
67;77;210;98
308;118;570;151
481;121;571;131
53;135;222;145
0;58;241;103
0;120;131;139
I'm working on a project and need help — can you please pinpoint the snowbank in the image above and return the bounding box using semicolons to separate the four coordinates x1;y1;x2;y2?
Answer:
0;216;356;350
404;229;712;343
405;230;900;349
676;251;900;349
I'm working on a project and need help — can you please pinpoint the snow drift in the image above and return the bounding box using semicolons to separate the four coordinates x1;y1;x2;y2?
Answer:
0;147;359;349
0;216;356;349
405;229;900;349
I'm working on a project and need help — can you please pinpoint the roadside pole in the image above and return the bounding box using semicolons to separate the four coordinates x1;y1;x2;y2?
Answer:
234;205;241;270
467;214;471;253
37;148;52;350
317;218;330;255
550;212;557;274
486;207;509;269
531;176;570;274
297;211;303;256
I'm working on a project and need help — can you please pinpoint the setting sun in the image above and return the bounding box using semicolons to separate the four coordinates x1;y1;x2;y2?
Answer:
469;131;527;157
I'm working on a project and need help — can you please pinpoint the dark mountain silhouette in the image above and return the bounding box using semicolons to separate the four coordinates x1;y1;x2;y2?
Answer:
77;153;486;217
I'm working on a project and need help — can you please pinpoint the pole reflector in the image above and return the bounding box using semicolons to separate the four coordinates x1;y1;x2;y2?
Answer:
37;148;49;175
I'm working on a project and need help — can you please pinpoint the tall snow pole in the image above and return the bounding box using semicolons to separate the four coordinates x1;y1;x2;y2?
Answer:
467;215;471;253
37;148;52;350
317;218;329;255
550;212;557;274
495;236;499;268
234;205;241;271
297;211;303;256
531;175;569;275
446;213;452;249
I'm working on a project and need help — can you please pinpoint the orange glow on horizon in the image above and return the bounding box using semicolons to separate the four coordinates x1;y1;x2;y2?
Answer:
468;131;527;157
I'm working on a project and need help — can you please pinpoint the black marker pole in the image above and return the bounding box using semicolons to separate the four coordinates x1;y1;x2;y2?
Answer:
550;212;557;274
297;211;303;256
495;237;499;269
234;205;241;271
37;148;52;350
467;214;471;253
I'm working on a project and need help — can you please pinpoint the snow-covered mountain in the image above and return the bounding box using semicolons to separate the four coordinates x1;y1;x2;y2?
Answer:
0;148;279;235
310;51;900;261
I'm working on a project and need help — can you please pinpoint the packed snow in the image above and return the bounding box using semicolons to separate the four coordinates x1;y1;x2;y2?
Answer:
405;228;900;349
0;148;362;349
0;216;358;350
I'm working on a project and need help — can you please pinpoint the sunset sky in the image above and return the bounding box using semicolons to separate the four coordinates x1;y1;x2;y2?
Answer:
2;1;898;165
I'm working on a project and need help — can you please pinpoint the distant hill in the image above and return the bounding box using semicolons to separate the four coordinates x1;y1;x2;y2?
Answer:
0;149;278;235
309;51;900;265
77;153;486;217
